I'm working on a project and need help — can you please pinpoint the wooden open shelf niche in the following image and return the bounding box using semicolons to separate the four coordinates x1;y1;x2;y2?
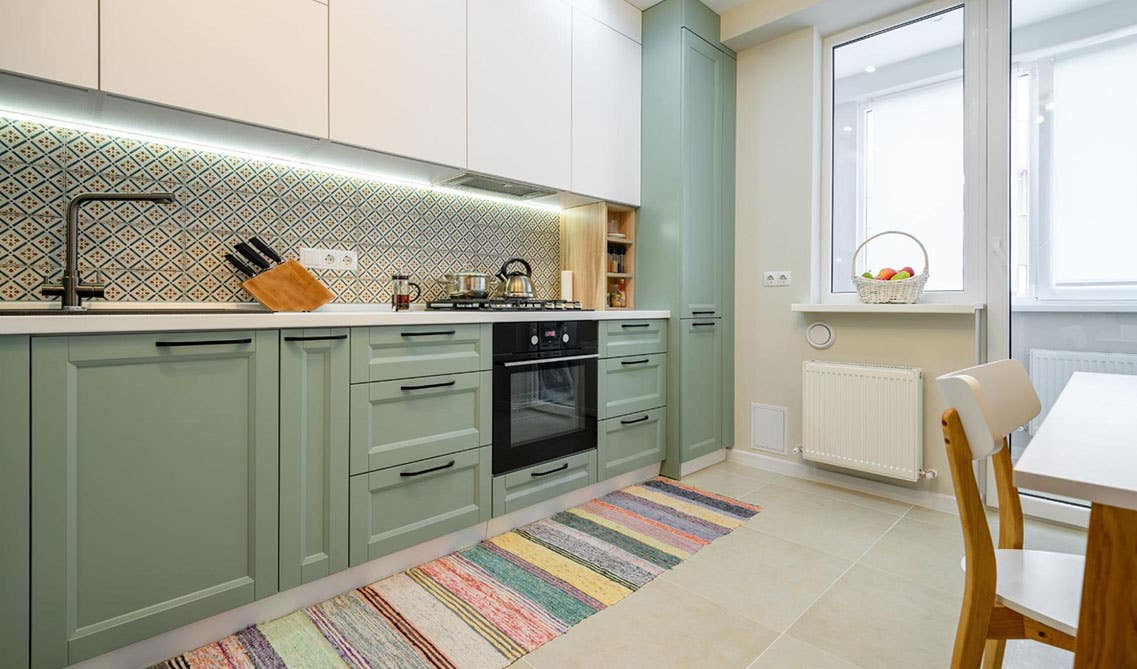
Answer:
560;202;636;310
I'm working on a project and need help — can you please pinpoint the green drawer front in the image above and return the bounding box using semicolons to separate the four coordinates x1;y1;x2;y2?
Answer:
492;450;597;517
599;408;667;480
598;353;667;419
350;371;491;474
350;324;491;383
599;319;668;358
350;447;491;565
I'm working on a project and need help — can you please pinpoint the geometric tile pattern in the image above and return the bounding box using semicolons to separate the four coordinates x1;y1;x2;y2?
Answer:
0;116;561;304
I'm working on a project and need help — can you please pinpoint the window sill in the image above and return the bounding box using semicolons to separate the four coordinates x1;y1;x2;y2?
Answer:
791;303;985;314
1012;300;1137;313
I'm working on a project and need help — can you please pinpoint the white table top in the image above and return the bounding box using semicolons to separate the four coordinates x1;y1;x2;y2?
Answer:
1016;372;1137;512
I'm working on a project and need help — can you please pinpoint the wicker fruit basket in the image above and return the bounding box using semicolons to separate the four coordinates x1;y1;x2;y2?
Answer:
851;230;929;304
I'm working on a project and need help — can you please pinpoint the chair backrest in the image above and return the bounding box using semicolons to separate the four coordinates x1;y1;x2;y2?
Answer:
936;359;1041;460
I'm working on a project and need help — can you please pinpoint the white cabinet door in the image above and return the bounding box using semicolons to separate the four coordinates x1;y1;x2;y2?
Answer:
468;0;572;191
0;0;97;88
330;0;466;168
571;11;642;205
100;0;328;138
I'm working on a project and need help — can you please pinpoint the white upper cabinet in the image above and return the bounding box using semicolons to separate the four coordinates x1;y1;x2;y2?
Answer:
330;0;467;169
468;0;572;191
0;0;98;88
100;0;329;138
571;11;642;205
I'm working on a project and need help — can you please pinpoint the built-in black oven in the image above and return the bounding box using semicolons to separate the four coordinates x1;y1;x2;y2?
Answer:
492;321;598;475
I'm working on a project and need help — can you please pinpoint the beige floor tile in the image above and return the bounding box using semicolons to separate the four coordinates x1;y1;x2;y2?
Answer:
771;477;913;516
789;565;959;669
525;580;779;669
1003;639;1074;669
748;634;863;669
859;515;967;598
662;526;852;632
741;485;902;561
681;461;785;499
899;505;1087;554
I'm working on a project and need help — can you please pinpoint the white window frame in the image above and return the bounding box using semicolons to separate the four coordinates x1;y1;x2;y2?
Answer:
819;0;988;305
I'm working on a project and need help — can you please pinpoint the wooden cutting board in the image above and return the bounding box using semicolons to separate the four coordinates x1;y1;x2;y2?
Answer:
241;259;334;312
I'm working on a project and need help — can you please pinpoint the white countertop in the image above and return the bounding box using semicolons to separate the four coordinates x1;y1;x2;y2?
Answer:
1015;372;1137;512
0;305;671;336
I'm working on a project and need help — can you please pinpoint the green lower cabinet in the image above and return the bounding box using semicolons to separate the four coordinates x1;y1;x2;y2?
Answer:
349;447;491;565
678;318;723;463
350;370;491;474
1;336;29;669
598;353;667;419
350;323;491;383
279;330;349;591
31;331;279;668
492;450;598;517
599;408;667;480
598;319;668;358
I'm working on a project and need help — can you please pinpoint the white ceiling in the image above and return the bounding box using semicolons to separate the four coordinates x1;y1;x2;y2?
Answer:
834;7;964;78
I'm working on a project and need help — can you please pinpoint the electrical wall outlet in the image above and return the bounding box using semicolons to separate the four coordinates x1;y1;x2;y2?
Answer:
300;247;358;271
763;270;792;287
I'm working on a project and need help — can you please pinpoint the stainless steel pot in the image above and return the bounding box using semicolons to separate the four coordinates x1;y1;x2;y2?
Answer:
439;271;494;298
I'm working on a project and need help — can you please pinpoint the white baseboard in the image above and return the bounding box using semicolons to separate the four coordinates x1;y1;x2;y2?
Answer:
680;449;727;477
67;463;661;669
726;448;960;516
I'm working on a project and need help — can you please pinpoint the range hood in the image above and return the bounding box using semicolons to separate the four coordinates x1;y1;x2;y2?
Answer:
436;172;556;200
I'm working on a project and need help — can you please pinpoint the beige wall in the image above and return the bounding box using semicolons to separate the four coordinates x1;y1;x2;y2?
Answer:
732;26;977;496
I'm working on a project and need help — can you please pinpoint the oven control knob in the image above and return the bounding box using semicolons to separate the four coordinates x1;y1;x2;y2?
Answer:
562;333;570;343
531;335;539;346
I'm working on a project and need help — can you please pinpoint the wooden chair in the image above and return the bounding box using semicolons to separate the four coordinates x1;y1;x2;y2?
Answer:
937;360;1084;668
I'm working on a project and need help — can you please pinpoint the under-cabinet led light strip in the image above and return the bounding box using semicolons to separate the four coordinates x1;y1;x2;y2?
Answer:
0;109;563;213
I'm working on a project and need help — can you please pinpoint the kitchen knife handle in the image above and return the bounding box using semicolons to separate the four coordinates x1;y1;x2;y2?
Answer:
234;242;271;271
249;236;283;264
224;253;256;278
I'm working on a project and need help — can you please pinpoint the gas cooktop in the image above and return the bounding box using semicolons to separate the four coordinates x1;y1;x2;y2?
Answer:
426;298;586;311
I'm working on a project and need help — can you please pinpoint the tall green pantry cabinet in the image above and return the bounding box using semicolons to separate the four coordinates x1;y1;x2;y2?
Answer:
30;331;280;667
1;336;30;669
639;0;736;478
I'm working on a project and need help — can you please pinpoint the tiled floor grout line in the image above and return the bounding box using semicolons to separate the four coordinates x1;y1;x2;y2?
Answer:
743;506;915;669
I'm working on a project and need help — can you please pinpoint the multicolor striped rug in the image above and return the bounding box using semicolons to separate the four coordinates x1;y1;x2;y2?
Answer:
154;477;760;669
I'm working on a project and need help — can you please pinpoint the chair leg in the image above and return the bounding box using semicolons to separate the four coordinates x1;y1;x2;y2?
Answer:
982;639;1006;669
952;596;994;668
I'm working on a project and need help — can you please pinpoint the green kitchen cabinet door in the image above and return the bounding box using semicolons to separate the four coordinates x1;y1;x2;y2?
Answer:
598;319;668;358
350;323;491;383
598;352;668;419
491;450;597;517
31;331;279;668
280;329;349;591
599;408;667;480
349;447;491;565
678;319;722;464
1;336;30;669
679;28;726;319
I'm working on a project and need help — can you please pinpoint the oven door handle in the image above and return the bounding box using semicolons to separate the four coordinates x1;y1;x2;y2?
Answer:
501;353;599;368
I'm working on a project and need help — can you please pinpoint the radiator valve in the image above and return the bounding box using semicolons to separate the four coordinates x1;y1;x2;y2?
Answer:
919;468;939;480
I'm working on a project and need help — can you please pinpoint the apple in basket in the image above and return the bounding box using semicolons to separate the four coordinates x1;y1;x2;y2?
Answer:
891;270;911;280
900;266;915;276
875;268;897;281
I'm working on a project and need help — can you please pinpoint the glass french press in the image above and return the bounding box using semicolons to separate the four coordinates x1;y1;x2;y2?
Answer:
390;274;421;311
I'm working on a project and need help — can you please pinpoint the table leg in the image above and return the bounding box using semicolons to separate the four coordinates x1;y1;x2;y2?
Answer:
1074;503;1137;668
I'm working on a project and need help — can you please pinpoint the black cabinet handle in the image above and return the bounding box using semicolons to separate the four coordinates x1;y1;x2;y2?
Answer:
621;358;650;366
400;460;455;477
283;334;347;342
692;310;716;316
401;330;456;337
621;415;650;425
400;380;456;391
692;322;717;327
621;323;650;329
155;338;252;348
531;463;569;477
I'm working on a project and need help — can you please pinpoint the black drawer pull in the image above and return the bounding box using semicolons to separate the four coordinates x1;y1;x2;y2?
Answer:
401;330;457;337
621;415;650;425
155;338;252;348
621;358;650;366
531;463;569;477
400;380;456;391
621;323;650;329
283;334;348;342
400;460;456;477
692;322;717;328
692;310;716;316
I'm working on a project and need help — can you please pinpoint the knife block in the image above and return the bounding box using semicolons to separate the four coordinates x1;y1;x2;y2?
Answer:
241;260;334;312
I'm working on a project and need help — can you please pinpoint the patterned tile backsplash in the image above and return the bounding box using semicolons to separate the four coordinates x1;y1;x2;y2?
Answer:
0;116;561;304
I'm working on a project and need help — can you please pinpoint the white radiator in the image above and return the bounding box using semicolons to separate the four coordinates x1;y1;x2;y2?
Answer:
802;361;924;482
1028;349;1137;434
